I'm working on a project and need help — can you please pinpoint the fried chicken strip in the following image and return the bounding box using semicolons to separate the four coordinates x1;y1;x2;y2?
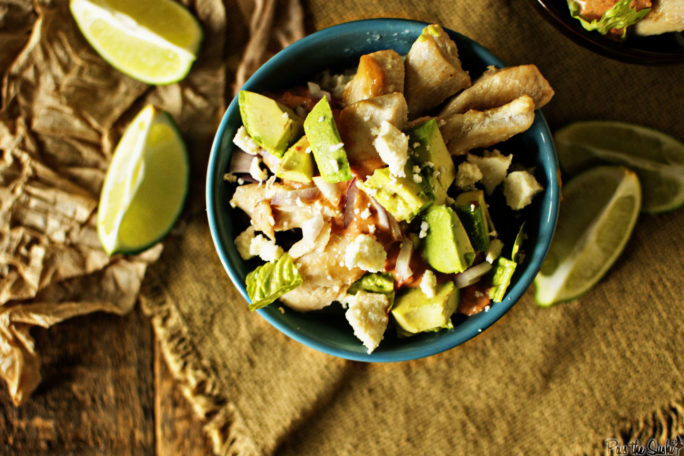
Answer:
338;92;408;176
404;24;471;117
440;95;536;155
439;64;554;117
342;49;405;105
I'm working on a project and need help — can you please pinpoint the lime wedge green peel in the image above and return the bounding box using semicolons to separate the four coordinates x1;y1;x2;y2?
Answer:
70;0;203;85
534;166;641;306
97;105;189;255
555;121;684;214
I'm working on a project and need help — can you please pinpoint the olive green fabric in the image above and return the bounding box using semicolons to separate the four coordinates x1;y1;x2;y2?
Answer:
140;1;684;455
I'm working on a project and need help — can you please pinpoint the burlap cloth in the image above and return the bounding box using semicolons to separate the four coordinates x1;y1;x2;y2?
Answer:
2;0;683;455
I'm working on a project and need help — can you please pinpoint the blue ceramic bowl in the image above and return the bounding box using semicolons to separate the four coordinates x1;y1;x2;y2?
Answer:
207;19;560;362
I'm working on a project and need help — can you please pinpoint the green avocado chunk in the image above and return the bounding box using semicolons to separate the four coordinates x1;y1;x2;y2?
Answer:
276;136;314;183
408;118;456;205
359;167;434;222
347;272;396;309
454;203;490;252
422;205;475;273
238;90;302;157
453;189;496;237
391;281;459;334
303;97;353;183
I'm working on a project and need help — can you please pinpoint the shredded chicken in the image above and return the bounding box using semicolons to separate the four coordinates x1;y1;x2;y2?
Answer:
280;234;365;311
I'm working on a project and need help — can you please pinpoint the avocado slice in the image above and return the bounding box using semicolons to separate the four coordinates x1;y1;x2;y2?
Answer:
347;272;396;309
359;167;434;222
303;97;353;183
238;91;302;157
391;281;459;334
276;136;314;183
408;118;456;204
453;189;496;237
454;203;490;252
422;205;475;273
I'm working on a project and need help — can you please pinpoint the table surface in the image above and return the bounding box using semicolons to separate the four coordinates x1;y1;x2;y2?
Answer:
0;307;212;455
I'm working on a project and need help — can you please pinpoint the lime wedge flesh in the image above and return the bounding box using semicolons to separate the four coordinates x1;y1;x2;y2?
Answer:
534;166;641;306
70;0;202;85
555;120;684;213
97;105;189;255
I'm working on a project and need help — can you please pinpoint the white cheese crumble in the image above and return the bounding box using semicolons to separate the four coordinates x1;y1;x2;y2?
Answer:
344;291;390;353
307;81;332;101
232;126;261;155
419;220;429;239
329;158;340;172
344;234;387;272
373;120;409;177
412;173;423;184
455;161;483;189
503;170;543;210
419;270;437;298
234;226;255;260
467;149;512;194
234;226;284;262
329;142;345;152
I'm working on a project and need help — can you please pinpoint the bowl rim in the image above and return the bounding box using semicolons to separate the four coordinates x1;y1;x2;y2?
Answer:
529;0;684;65
206;18;561;362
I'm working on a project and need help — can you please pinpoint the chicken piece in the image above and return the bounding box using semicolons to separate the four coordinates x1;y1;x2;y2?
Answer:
272;202;339;232
635;0;684;35
230;183;278;239
342;50;405;105
280;234;365;311
439;65;554;117
230;182;339;238
404;24;471;117
338;92;408;176
440;95;536;155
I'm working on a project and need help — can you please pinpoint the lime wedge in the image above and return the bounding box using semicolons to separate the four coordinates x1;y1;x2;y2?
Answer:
555;120;684;213
70;0;203;85
534;166;641;306
97;105;189;255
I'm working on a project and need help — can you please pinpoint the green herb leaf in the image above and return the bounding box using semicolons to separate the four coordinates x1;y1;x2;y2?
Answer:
568;0;651;38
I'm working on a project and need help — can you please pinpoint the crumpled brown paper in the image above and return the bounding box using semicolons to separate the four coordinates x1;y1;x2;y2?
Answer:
0;0;228;405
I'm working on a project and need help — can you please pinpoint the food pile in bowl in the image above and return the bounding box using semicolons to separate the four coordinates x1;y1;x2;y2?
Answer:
218;22;556;355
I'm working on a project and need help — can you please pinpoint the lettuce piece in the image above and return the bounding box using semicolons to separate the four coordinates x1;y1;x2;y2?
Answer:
568;0;651;39
488;257;517;303
245;253;302;310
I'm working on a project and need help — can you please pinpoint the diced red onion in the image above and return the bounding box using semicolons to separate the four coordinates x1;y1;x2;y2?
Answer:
313;176;343;206
453;261;493;289
229;149;255;174
260;150;281;174
395;240;413;281
270;187;321;207
343;178;358;227
369;197;390;230
388;211;402;241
